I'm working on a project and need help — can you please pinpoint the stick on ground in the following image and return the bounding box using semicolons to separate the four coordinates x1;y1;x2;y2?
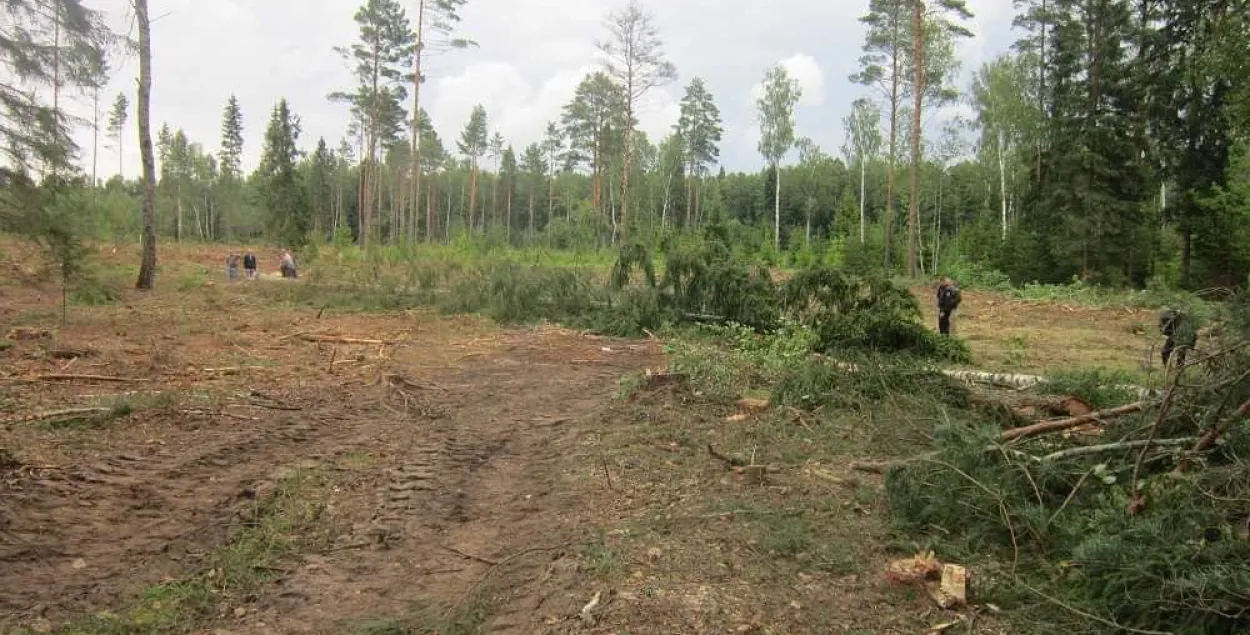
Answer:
1000;401;1151;443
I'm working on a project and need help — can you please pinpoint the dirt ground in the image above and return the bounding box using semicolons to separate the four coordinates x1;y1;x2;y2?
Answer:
1;241;1153;635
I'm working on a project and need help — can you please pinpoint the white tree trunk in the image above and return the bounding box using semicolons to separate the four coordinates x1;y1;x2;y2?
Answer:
998;130;1008;241
773;163;781;250
859;157;867;244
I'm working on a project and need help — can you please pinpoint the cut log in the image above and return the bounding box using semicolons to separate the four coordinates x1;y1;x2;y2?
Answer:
1000;402;1151;443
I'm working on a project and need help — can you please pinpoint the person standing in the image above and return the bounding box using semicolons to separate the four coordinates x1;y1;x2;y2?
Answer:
937;277;962;336
243;252;257;279
1159;307;1194;367
226;253;240;281
279;249;298;279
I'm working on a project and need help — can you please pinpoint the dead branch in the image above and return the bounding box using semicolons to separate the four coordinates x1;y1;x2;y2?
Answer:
707;444;748;468
24;373;150;383
1042;438;1198;462
296;333;398;345
440;544;500;566
1000;402;1152;443
1188;398;1250;457
4;407;111;424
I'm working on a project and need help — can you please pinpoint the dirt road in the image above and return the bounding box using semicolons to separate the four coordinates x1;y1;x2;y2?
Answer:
1;312;661;633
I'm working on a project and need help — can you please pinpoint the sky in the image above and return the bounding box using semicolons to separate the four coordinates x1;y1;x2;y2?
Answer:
69;0;1018;180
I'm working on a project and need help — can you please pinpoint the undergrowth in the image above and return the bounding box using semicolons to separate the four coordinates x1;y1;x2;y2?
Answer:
886;293;1250;635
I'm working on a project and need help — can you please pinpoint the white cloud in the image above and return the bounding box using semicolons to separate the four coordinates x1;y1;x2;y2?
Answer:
69;0;1019;176
749;53;825;107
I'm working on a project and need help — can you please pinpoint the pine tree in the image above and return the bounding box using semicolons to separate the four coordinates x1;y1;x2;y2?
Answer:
500;145;518;239
0;0;110;181
853;0;910;268
541;122;565;220
520;143;545;234
135;0;157;290
905;0;973;277
597;0;677;242
106;93;129;179
457;105;488;233
488;131;505;229
257;99;309;247
562;72;627;216
675;77;723;226
332;0;415;249
410;0;474;244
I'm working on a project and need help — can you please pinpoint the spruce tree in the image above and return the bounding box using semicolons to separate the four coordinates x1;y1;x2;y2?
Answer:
257;99;309;247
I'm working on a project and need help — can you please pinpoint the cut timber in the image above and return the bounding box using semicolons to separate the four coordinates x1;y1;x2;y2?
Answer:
1000;401;1151;443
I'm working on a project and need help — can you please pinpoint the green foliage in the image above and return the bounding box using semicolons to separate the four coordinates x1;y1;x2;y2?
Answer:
886;292;1250;634
781;267;969;361
1038;368;1142;409
773;355;970;412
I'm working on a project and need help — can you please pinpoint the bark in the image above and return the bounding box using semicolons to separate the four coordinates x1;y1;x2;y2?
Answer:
884;8;902;269
412;0;426;243
906;0;923;278
135;0;157;290
467;161;479;233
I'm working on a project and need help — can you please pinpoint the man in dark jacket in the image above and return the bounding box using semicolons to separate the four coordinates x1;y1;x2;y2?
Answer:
937;277;961;336
243;252;257;279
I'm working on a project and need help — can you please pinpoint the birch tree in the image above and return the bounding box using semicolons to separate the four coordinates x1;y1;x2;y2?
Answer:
756;64;801;250
842;97;882;243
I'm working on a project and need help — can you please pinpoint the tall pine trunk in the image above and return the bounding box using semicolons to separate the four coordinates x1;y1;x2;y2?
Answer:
412;0;426;244
135;0;157;290
467;161;479;233
883;12;902;269
906;0;924;278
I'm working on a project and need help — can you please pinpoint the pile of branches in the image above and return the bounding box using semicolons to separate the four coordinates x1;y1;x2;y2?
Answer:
886;295;1250;634
608;235;965;361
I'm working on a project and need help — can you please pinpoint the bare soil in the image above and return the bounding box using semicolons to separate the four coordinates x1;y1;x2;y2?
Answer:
1;241;1149;634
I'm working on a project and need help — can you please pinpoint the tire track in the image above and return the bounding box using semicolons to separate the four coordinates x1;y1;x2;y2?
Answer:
0;390;374;623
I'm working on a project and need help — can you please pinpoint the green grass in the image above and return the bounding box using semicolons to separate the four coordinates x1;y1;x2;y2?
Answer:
349;597;493;635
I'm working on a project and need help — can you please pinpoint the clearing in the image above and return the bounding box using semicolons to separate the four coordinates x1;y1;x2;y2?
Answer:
0;241;1162;634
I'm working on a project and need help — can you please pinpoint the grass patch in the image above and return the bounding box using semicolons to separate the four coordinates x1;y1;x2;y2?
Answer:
53;467;341;635
1037;367;1145;408
579;530;625;578
350;596;493;635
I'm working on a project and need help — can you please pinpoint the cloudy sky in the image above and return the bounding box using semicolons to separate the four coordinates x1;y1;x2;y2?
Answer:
71;0;1018;179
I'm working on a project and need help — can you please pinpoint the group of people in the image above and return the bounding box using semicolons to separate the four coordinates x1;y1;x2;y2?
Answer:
225;250;298;281
934;276;1194;369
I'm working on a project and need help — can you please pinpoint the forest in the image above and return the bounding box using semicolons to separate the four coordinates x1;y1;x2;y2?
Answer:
3;2;1250;635
5;0;1250;290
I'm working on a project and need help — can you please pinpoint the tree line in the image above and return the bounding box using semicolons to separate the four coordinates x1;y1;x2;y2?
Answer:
2;0;1249;291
